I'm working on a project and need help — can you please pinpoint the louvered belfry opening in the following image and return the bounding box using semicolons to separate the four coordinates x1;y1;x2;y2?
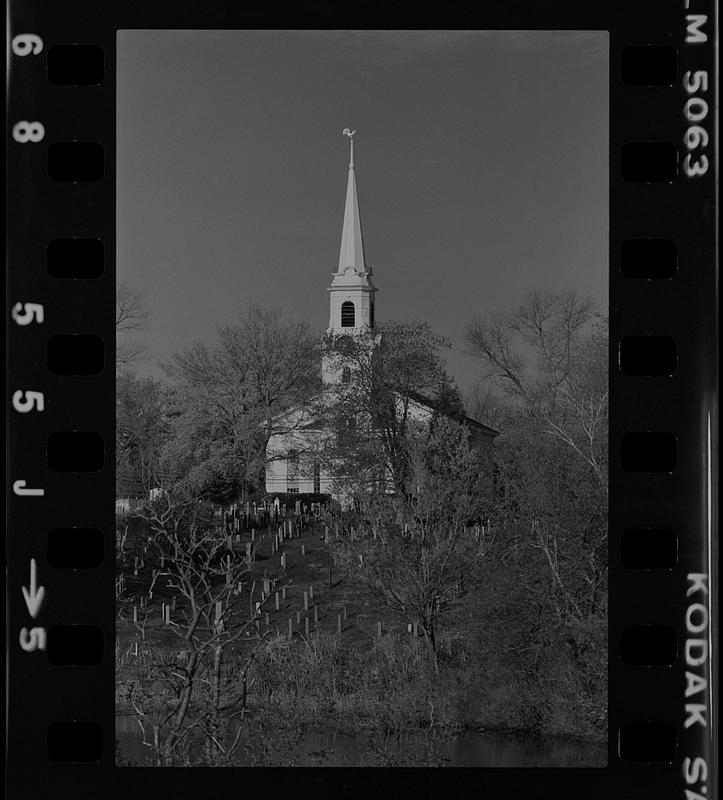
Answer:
341;301;355;327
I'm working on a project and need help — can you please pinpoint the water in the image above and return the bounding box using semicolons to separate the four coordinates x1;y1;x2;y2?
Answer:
115;714;605;767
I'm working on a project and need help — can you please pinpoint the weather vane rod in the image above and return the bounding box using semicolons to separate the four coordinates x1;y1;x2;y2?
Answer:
342;127;356;167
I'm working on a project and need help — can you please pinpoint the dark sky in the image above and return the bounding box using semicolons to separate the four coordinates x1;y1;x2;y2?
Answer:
118;30;608;395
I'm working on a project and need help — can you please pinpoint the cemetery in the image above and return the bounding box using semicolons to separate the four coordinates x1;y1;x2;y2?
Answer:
115;494;606;766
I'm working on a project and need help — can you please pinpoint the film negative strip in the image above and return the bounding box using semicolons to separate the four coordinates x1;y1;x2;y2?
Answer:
6;0;717;796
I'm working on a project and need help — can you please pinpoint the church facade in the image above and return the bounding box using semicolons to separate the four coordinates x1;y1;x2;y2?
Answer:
265;133;498;501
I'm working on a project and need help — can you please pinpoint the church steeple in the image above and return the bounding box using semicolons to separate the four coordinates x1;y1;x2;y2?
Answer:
338;132;366;272
327;129;376;335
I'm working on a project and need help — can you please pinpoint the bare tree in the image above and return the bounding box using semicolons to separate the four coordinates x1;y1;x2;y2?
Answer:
320;320;461;497
130;495;269;765
117;280;151;368
332;419;493;672
465;290;608;626
465;381;509;430
465;288;607;491
161;305;320;501
116;372;170;495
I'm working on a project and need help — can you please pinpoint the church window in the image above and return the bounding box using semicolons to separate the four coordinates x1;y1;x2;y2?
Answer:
286;449;299;491
313;461;320;494
341;366;351;384
341;301;355;327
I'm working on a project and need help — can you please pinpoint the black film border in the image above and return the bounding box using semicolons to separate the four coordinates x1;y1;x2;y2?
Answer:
6;1;717;798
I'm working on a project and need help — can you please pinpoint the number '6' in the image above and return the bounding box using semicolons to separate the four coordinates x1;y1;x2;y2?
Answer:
11;34;44;56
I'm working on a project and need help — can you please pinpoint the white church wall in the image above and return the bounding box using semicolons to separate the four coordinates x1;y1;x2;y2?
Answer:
265;415;335;496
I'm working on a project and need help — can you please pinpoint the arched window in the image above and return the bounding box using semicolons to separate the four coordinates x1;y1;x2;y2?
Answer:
370;299;375;328
341;301;355;328
341;366;351;384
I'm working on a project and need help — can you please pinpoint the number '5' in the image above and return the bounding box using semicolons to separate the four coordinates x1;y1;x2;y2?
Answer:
12;302;44;325
13;390;45;413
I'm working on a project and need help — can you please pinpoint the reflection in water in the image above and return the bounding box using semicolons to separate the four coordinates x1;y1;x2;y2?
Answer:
116;715;606;767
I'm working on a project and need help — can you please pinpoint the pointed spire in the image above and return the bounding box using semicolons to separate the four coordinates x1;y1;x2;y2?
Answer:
338;129;366;272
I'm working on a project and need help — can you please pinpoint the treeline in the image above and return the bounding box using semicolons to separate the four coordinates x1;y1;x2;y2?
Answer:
462;289;608;735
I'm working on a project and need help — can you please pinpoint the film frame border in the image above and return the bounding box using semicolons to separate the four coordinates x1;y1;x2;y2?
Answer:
5;0;717;796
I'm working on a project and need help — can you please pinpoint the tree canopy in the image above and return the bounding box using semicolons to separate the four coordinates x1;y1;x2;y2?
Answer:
320;319;466;496
161;305;321;501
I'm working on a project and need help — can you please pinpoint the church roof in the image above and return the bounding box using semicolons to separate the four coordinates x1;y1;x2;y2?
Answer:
267;388;500;439
338;132;366;273
404;389;501;438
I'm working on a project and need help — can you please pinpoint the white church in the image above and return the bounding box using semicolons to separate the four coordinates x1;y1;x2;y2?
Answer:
264;132;498;501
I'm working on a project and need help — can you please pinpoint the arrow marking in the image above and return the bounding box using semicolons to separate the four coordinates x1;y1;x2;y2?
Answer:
22;558;45;619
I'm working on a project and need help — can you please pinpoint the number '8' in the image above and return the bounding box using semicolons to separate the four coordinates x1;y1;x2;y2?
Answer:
12;121;45;143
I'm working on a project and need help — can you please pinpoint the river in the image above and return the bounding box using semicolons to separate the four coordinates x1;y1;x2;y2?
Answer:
116;714;605;767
